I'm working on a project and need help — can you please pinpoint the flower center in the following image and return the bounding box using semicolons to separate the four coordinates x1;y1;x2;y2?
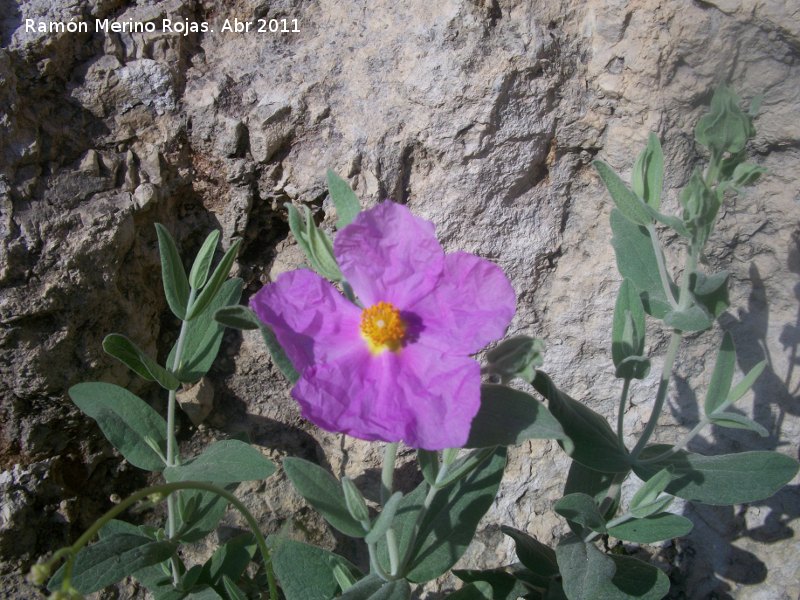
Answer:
360;301;406;353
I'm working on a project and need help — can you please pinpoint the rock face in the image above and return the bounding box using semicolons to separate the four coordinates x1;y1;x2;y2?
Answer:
1;0;798;597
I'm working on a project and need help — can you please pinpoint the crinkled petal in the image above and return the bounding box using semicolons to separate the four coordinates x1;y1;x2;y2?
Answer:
334;201;444;307
250;269;362;373
410;251;516;355
292;345;480;450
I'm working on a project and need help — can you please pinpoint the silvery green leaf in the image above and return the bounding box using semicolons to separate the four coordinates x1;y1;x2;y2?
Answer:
465;384;566;448
634;446;799;505
364;491;403;544
214;305;260;330
69;382;168;471
727;360;766;404
155;223;190;320
169;278;243;383
342;476;370;523
532;372;631;473
595;160;652;226
185;238;241;321
188;230;221;289
610;209;675;319
327;169;361;228
417;449;440;486
164;440;275;484
704;332;735;415
731;162;766;188
612;279;645;373
631;133;663;210
695;85;754;155
103;333;180;390
709;412;769;437
554;493;606;534
485;336;545;382
629;468;672;518
607;513;692;544
48;534;176;594
283;457;365;538
663;303;714;332
304;205;343;281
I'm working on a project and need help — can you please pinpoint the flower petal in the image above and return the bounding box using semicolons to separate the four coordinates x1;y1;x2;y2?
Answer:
250;269;362;373
334;201;444;307
410;251;516;355
292;346;480;450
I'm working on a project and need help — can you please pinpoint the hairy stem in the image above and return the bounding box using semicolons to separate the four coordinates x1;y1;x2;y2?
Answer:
646;224;678;309
165;287;197;584
380;442;398;505
617;378;631;446
53;481;277;600
631;247;698;458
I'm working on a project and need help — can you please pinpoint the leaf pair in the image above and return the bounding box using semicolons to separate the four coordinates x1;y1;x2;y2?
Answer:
285;169;362;283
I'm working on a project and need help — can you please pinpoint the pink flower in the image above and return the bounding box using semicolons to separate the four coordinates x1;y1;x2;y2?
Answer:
251;201;515;449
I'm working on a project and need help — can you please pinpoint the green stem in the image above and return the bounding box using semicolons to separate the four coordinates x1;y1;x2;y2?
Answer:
631;246;698;459
646;224;678;309
380;442;398;505
398;451;457;575
53;481;277;600
379;442;399;576
165;288;197;584
638;418;708;463
367;540;393;582
617;378;631;446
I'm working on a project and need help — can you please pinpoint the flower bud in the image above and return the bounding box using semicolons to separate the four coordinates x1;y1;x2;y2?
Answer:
341;477;370;523
28;563;51;586
485;336;544;383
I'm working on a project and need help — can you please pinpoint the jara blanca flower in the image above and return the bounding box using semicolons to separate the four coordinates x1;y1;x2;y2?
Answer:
251;201;515;449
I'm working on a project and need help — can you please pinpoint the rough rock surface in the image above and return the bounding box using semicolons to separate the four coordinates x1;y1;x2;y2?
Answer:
1;0;798;598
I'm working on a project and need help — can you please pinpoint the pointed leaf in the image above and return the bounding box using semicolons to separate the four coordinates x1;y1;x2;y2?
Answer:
608;513;692;544
327;169;361;229
203;534;256;586
69;382;167;471
631;133;663;210
48;534;176;594
612;279;646;376
663;304;713;332
555;535;615;600
595;161;652;225
185;239;241;321
466;384;566;448
405;448;506;583
635;446;799;505
283;457;365;537
691;271;730;317
169;278;243;382
554;493;606;533
365;491;403;544
189;230;221;290
501;526;558;580
165;440;275;484
339;574;384;599
608;553;670;599
304;205;342;281
610;209;674;319
417;449;440;486
270;537;361;600
727;360;766;404
454;569;531;600
102;333;179;390
704;331;735;415
257;320;300;383
222;576;248;600
155;223;190;320
709;412;769;437
564;462;620;520
532;372;630;473
436;447;496;489
629;469;671;517
214;305;260;330
102;333;156;382
173;485;235;543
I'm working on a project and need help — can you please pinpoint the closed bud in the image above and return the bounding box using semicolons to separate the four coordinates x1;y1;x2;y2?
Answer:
695;86;755;156
28;563;51;586
485;336;545;383
341;477;370;523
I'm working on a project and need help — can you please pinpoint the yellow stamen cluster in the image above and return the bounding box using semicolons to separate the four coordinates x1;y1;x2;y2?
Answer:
360;301;406;353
